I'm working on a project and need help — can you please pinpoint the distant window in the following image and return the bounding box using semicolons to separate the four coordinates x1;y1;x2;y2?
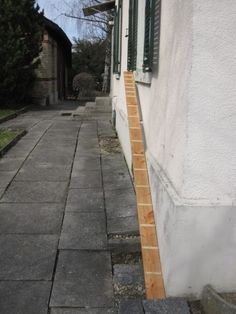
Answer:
143;0;161;72
113;0;122;74
127;0;138;71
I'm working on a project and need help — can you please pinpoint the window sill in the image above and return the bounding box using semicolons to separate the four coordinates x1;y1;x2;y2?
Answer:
115;73;120;80
134;69;152;85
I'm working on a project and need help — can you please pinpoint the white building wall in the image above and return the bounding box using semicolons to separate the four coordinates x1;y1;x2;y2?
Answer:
111;0;132;170
184;0;236;203
111;0;236;297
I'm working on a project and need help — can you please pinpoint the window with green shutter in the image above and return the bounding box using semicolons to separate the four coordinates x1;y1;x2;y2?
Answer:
113;0;122;74
143;0;161;72
127;0;138;71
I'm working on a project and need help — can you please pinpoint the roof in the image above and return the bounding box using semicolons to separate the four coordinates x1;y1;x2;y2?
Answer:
43;16;72;48
83;0;115;17
43;16;72;66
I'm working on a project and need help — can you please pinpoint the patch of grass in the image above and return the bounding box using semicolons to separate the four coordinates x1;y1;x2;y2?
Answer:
0;129;18;150
0;109;15;119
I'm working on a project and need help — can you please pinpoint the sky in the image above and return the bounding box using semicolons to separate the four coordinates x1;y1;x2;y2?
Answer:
36;0;81;42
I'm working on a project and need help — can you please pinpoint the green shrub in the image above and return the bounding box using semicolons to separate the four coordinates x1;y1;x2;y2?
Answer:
0;0;44;106
73;72;96;97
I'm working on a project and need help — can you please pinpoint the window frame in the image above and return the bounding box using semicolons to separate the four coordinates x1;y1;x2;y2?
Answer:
113;0;123;74
127;0;138;71
143;0;155;72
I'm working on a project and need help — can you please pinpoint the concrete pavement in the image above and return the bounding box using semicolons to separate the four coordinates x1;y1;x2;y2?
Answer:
0;101;139;313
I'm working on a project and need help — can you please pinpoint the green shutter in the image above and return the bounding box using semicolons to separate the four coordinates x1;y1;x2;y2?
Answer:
152;0;161;72
127;0;138;71
143;0;155;72
113;0;122;74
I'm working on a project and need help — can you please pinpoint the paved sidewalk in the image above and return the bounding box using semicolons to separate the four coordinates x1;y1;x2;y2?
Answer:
0;101;138;313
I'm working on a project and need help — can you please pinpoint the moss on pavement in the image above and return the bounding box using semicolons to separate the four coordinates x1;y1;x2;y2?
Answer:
0;110;15;119
0;129;19;150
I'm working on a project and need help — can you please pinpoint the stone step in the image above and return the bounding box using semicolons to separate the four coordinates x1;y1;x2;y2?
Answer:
72;106;85;117
95;97;111;112
85;102;96;110
96;97;111;107
202;285;236;314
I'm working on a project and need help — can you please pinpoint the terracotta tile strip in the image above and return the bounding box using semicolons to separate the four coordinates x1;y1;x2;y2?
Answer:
124;71;166;299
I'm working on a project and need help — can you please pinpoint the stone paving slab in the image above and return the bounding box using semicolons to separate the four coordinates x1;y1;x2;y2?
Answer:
0;171;16;188
29;149;75;165
103;173;133;191
106;204;138;219
48;129;79;135
70;171;102;189
105;189;137;219
66;189;104;212
23;131;45;140
101;158;127;171
107;216;139;236
38;139;77;148
50;122;80;130
0;235;58;280
0;281;51;314
0;157;25;171
72;157;101;171
50;251;114;308
102;168;131;178
30;120;53;131
1;181;68;203
76;144;99;152
78;137;98;144
51;308;117;314
75;150;101;158
15;162;72;182
108;236;141;253
46;125;80;132
4;139;37;158
98;121;116;138
76;147;100;156
32;144;76;156
47;125;79;131
59;212;107;250
0;203;64;234
79;128;97;134
143;299;190;314
119;300;144;314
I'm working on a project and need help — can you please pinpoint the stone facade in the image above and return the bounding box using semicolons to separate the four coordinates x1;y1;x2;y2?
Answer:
32;17;71;106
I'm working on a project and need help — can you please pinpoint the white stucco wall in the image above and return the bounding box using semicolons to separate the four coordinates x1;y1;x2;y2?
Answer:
183;0;236;203
111;0;132;170
110;0;236;297
139;0;192;198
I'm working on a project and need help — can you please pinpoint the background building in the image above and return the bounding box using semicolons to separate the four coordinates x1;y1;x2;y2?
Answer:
32;17;72;106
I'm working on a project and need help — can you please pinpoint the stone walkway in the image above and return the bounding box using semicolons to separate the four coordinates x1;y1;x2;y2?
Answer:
0;100;140;313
